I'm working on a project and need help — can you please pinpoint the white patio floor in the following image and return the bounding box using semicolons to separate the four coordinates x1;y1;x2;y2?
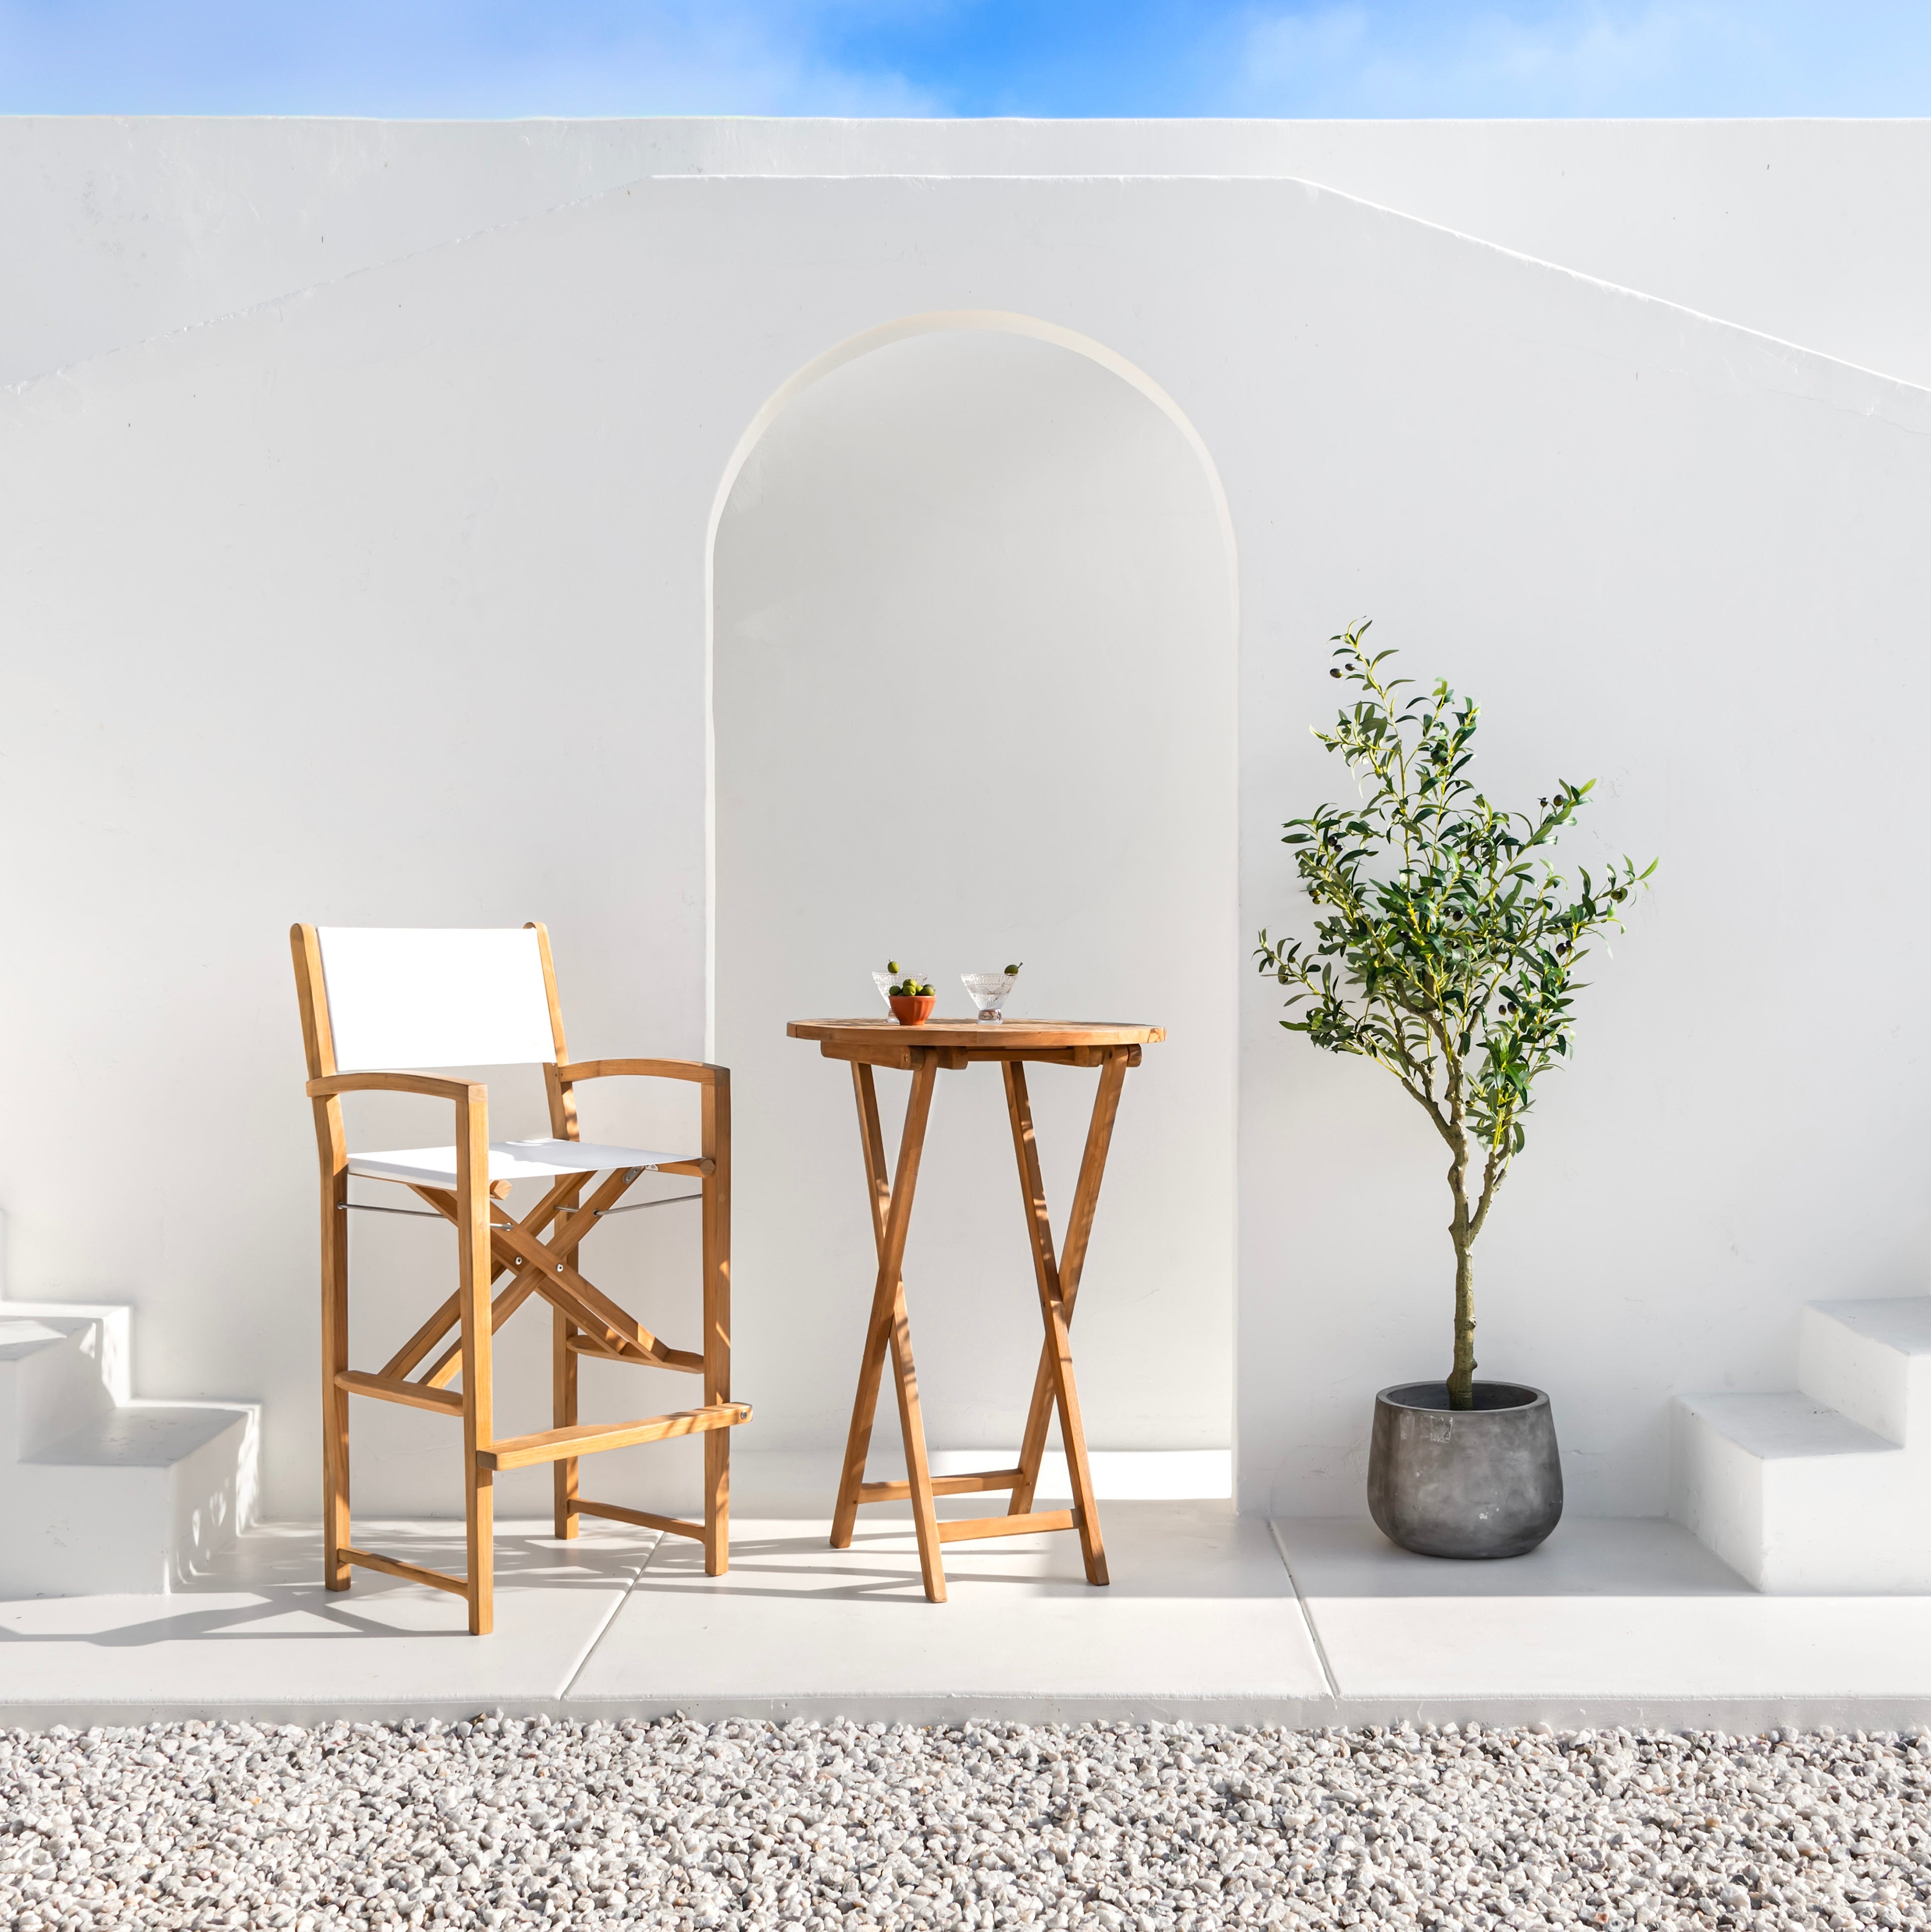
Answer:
4;1507;1930;1732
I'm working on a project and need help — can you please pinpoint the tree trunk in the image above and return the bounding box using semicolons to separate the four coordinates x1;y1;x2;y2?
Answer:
1446;1143;1476;1409
1447;1231;1476;1409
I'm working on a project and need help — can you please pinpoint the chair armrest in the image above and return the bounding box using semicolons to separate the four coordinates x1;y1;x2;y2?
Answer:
306;1072;505;1199
554;1058;727;1088
307;1071;483;1104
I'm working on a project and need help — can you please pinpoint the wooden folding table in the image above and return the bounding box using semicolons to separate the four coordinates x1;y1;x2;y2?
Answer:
787;1017;1164;1603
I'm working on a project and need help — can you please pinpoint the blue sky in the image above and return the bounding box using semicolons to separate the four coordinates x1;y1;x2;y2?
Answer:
2;2;1928;119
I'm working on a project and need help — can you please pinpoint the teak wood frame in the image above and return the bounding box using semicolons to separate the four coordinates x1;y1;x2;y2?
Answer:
292;922;742;1635
792;1023;1153;1604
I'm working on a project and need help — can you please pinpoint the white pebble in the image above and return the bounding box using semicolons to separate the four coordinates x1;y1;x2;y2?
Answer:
1;1717;1925;1926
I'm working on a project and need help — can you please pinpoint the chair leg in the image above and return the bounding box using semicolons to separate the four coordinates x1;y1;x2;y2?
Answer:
466;1464;495;1636
321;1173;352;1591
553;1306;579;1541
554;1181;582;1539
457;1104;495;1636
703;1433;730;1577
702;1070;732;1577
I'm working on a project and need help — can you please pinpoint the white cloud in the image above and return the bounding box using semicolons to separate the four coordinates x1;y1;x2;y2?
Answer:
0;0;944;118
6;0;1929;119
1211;2;1791;117
1238;4;1372;93
429;4;945;119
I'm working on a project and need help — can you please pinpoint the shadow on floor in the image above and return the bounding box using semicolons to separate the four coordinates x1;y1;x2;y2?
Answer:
623;1504;1295;1607
0;1523;645;1647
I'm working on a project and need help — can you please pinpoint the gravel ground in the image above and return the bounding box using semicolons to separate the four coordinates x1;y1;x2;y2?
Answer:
4;1716;1929;1929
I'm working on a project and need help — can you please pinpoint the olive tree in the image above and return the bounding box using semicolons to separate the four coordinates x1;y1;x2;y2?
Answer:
1256;624;1654;1409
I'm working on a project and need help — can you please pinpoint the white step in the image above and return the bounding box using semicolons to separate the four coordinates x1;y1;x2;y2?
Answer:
1673;1297;1931;1593
0;1303;258;1598
0;1310;122;1456
1798;1297;1931;1445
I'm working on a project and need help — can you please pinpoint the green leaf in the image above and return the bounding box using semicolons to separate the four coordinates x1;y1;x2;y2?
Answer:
1258;626;1655;1272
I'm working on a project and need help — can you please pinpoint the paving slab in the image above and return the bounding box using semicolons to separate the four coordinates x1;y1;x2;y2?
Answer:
13;1509;1931;1731
0;1519;654;1727
566;1502;1329;1724
1276;1515;1931;1731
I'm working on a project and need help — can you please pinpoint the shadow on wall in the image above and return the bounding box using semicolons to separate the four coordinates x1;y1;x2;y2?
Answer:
708;315;1241;1479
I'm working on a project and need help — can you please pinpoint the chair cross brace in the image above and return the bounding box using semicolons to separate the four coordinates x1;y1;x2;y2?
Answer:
342;1168;711;1402
327;1150;740;1623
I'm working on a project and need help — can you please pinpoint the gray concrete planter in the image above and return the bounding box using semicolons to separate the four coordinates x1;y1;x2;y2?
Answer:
1367;1381;1563;1559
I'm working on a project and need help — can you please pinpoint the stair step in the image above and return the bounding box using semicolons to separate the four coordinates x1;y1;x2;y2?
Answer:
1799;1297;1931;1444
0;1320;69;1359
1673;1390;1931;1592
28;1402;252;1468
0;1311;118;1462
0;1299;257;1599
1808;1297;1931;1353
0;1403;256;1598
1678;1391;1900;1461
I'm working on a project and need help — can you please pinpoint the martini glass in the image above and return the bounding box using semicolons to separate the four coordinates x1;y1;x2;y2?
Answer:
961;971;1016;1022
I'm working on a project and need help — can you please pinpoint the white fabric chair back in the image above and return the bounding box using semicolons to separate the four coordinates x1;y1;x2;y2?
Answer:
317;927;560;1071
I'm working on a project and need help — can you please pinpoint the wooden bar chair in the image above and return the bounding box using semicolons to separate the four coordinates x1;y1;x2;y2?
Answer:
290;922;746;1635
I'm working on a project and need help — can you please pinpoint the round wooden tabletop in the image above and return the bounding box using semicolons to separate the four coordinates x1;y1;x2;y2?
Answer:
787;1018;1164;1050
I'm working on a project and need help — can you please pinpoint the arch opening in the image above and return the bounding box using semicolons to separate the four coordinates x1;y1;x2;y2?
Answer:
709;314;1239;1475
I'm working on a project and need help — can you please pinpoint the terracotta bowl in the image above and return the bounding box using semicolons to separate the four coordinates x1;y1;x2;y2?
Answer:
889;994;936;1026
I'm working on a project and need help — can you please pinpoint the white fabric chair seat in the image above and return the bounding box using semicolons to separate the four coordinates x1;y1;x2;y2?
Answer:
347;1137;694;1190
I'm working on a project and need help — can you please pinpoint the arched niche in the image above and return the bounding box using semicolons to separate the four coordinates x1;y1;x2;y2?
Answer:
711;316;1238;1475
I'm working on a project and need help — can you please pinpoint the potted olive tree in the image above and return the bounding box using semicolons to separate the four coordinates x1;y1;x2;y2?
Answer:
1258;625;1653;1558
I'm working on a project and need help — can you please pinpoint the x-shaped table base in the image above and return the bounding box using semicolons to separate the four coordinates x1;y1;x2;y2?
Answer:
804;1027;1153;1604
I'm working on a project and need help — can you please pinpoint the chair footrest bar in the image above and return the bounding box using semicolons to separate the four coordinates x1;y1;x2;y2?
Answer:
565;1333;704;1372
341;1547;471;1596
479;1401;752;1471
335;1370;465;1416
575;1498;708;1541
935;1510;1078;1544
859;1468;1025;1502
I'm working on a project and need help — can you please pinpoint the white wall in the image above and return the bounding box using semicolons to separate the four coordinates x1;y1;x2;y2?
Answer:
7;117;1931;386
0;183;721;1519
713;325;1236;1457
3;170;1927;1524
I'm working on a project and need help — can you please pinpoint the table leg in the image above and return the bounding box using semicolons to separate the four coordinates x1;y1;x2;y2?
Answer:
1008;1049;1129;1515
1002;1060;1114;1586
829;1062;893;1548
829;1050;948;1602
1012;1051;1127;1515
